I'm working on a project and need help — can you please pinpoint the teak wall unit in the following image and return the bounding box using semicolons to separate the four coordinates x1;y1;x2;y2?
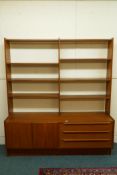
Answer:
4;38;114;155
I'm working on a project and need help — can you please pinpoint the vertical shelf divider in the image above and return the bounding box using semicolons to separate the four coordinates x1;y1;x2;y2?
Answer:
58;38;61;114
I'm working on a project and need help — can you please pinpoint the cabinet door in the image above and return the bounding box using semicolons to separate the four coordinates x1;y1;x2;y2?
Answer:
32;123;59;148
5;122;32;149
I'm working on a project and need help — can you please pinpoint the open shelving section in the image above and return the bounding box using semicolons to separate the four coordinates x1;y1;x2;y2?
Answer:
59;39;113;113
4;38;114;155
5;39;60;113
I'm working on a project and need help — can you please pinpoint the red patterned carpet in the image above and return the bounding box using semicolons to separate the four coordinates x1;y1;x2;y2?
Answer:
39;167;117;175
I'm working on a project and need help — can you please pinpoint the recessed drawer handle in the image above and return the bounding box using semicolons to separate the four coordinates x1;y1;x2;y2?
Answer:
63;131;111;134
62;139;111;142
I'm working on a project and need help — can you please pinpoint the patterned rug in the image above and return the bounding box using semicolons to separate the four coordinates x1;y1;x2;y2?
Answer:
39;168;117;175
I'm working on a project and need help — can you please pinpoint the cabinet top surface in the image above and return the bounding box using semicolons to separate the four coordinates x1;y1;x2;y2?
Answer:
5;112;114;124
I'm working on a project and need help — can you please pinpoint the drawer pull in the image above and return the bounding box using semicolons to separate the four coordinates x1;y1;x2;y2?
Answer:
62;139;111;142
63;122;111;125
63;131;111;134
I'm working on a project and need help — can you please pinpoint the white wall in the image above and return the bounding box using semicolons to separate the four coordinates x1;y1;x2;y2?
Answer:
0;0;117;144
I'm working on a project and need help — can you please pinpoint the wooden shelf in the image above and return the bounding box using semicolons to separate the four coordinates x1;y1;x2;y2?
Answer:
5;38;58;43
8;93;109;100
6;62;58;67
60;58;111;63
7;77;110;83
60;39;112;44
60;95;110;101
60;78;110;83
7;78;58;83
8;93;59;99
5;38;112;43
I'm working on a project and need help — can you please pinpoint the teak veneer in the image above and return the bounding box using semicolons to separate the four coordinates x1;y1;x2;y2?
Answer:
4;38;115;155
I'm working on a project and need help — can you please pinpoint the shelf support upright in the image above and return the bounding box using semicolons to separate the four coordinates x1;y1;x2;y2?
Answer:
4;39;13;116
105;38;113;114
58;38;61;114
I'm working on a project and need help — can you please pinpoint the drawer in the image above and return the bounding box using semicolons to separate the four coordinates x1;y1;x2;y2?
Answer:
59;122;113;149
60;140;112;148
61;132;112;140
61;124;113;132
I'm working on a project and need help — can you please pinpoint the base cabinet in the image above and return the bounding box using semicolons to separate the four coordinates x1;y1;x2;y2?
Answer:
5;122;59;149
4;113;114;155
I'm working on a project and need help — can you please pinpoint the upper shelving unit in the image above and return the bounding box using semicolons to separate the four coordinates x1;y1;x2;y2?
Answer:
5;38;60;113
59;38;113;114
4;38;113;115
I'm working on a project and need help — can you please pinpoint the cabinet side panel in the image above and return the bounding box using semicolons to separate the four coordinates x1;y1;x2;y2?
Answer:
105;39;113;114
4;39;13;114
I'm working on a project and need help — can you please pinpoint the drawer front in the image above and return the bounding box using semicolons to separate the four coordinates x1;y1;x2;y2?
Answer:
60;140;112;148
61;132;112;140
61;124;113;132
